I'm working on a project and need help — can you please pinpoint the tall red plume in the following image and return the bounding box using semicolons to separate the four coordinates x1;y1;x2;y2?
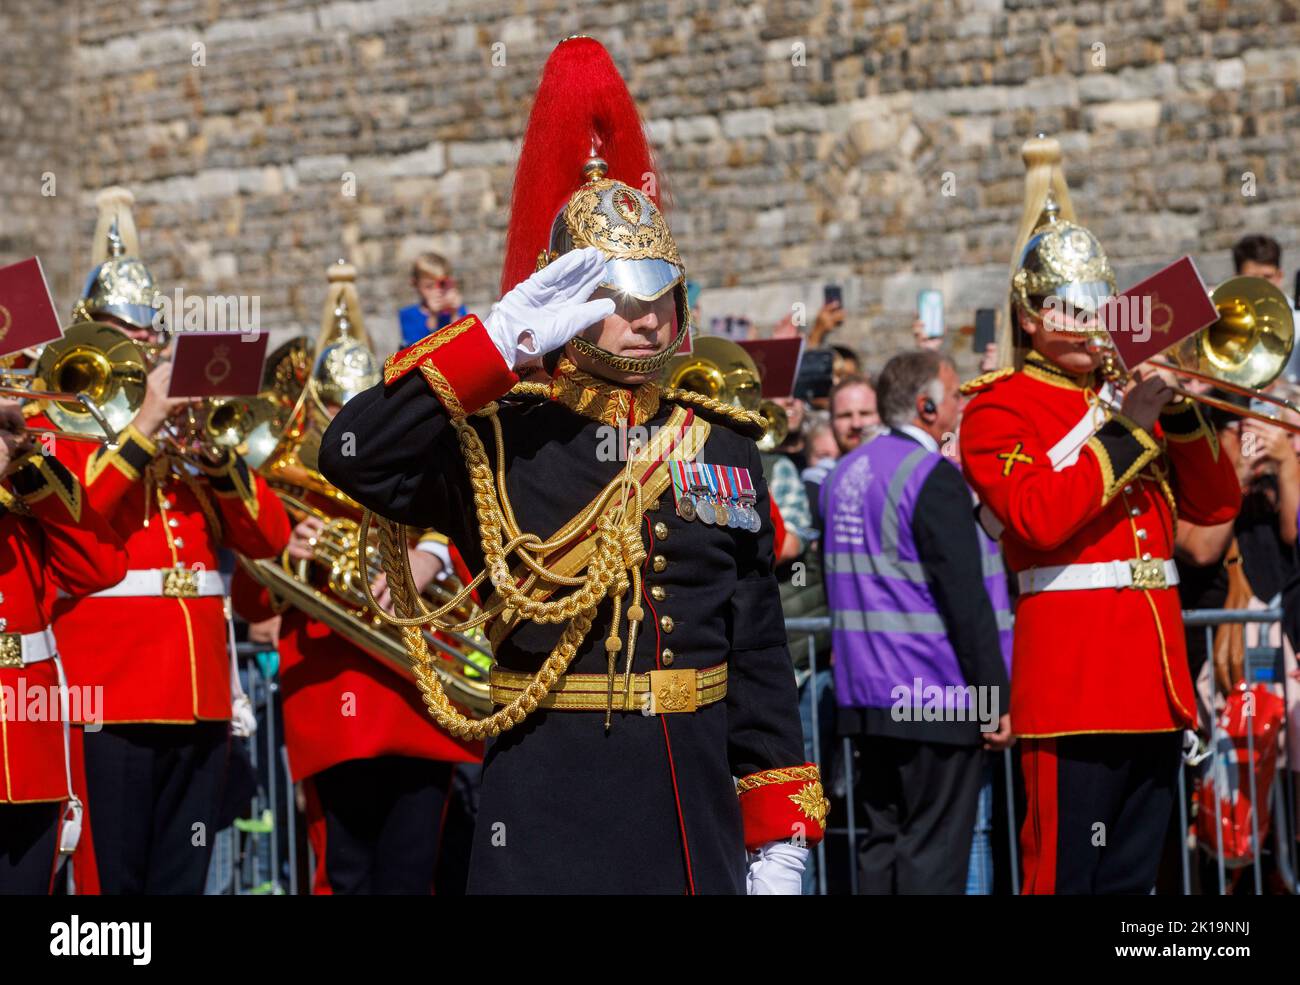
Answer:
500;37;664;296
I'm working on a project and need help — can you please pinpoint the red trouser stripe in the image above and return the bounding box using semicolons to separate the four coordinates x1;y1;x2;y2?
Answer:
302;778;333;895
1020;738;1059;895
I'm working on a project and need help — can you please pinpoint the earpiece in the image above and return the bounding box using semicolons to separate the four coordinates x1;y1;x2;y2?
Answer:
922;398;937;416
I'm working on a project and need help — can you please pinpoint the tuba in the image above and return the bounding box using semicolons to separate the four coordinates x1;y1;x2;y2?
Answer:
664;335;790;448
756;399;789;452
664;335;762;410
236;263;492;715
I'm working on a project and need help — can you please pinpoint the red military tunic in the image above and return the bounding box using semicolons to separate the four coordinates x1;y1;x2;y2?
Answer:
230;494;481;781
0;453;126;803
960;351;1240;737
34;418;291;723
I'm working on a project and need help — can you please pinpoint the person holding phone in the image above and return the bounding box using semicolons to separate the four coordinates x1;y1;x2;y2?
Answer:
399;253;468;349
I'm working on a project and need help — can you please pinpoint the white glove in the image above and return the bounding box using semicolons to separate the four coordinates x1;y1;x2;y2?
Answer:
745;840;808;895
484;246;616;369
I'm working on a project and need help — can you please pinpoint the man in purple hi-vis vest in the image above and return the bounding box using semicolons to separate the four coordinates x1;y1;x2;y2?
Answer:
822;350;1013;894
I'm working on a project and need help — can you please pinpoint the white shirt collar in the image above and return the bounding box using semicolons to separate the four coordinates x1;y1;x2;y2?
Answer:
891;424;939;454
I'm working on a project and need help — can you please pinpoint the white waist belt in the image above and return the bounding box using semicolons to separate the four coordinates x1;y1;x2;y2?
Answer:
0;627;57;668
87;568;225;599
1018;559;1179;594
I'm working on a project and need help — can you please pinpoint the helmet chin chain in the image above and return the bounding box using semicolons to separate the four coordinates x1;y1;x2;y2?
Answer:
1084;334;1123;385
569;322;687;377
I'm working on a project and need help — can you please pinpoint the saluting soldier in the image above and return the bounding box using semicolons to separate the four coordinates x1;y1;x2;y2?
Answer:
959;137;1241;894
0;401;126;894
32;188;291;894
320;37;827;894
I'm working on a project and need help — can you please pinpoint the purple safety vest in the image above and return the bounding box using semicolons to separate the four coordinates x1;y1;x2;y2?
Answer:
821;431;1012;711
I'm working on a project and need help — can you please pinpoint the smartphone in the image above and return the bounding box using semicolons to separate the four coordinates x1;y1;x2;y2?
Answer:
686;280;702;311
1249;396;1280;421
973;308;998;354
823;284;842;308
794;348;835;402
918;289;944;339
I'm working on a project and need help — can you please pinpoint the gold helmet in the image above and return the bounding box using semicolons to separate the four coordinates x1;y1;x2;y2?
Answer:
1010;192;1116;329
311;261;381;409
71;187;163;331
542;159;689;374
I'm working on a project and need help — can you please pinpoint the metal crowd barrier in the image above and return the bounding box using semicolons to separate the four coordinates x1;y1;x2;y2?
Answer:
1182;608;1298;897
211;642;299;895
788;609;1300;896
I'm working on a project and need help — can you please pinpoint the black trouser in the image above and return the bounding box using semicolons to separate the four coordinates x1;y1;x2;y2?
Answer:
309;756;453;895
1021;731;1182;894
852;734;984;894
83;722;231;895
0;803;59;894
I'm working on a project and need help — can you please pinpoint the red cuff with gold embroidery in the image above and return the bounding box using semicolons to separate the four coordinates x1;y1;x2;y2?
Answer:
736;763;829;850
382;314;518;420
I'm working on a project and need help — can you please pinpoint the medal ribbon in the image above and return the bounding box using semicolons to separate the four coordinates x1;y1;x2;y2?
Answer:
700;463;719;504
736;467;755;503
669;460;687;506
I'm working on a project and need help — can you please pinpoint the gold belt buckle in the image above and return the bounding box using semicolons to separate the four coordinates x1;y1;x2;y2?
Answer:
0;634;21;669
647;669;697;714
163;567;200;598
1128;557;1167;590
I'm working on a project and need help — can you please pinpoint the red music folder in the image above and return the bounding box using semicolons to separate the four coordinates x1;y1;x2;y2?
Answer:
737;337;805;398
168;332;270;398
1099;256;1219;371
0;257;64;358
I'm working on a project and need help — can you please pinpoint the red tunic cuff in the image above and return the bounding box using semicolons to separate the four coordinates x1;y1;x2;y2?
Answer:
382;314;518;420
736;763;829;850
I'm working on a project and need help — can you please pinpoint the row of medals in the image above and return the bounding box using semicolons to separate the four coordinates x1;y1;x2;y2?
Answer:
676;489;761;531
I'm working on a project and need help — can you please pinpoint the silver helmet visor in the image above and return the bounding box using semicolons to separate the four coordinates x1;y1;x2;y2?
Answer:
1050;279;1113;316
600;256;683;302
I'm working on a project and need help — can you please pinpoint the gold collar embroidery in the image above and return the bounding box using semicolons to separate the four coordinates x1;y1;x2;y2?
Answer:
547;357;661;427
1023;350;1096;392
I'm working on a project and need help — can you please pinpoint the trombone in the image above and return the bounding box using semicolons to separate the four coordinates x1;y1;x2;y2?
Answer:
0;384;114;444
10;321;152;444
1097;276;1300;434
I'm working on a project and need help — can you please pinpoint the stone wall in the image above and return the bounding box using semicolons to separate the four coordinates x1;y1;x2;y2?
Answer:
2;0;1297;372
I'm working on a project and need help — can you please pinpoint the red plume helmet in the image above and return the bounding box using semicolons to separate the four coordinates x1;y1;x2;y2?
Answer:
501;36;666;296
500;37;690;375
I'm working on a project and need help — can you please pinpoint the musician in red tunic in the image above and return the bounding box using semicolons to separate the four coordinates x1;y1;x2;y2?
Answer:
0;401;126;894
34;188;290;894
959;138;1240;893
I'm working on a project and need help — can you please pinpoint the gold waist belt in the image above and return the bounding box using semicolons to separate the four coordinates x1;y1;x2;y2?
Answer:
489;662;728;714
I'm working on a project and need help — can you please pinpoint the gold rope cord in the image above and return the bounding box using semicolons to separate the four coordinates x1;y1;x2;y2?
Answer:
362;401;648;739
661;387;766;435
358;381;764;740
